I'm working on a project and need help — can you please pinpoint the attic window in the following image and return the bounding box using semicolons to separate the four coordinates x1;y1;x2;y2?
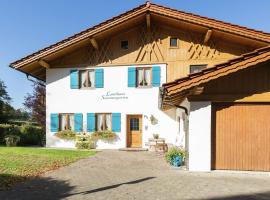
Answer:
121;40;129;49
170;37;178;47
190;64;207;74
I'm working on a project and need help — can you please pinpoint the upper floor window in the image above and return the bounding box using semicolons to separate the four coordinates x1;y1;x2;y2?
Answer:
79;70;95;88
96;113;112;131
137;67;151;87
128;66;160;88
60;113;74;131
190;64;207;74
121;40;129;50
170;37;178;48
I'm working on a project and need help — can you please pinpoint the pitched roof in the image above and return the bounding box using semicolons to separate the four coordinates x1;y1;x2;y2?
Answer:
161;45;270;109
10;1;270;70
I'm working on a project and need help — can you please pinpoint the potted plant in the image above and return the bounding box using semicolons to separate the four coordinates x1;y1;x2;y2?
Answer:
153;133;159;139
165;147;186;167
55;130;76;140
75;132;96;149
91;130;116;142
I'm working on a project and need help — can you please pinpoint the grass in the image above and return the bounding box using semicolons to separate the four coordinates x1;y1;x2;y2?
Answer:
0;147;95;190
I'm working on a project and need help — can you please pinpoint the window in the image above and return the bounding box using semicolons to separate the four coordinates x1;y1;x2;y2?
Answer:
60;114;74;131
130;118;139;131
121;40;128;49
190;64;207;74
96;113;112;131
137;68;151;87
170;37;178;47
79;70;95;88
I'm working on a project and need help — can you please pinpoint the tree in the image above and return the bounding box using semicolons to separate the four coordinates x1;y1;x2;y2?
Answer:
0;79;14;123
13;108;30;121
0;80;11;103
24;82;45;130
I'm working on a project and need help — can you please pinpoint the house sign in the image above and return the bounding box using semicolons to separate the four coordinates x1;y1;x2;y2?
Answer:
101;91;128;100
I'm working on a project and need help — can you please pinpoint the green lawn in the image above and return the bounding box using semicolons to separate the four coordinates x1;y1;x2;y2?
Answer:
0;147;95;189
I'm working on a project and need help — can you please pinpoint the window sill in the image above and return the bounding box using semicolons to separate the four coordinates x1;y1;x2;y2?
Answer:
169;46;179;49
136;86;153;89
79;87;96;90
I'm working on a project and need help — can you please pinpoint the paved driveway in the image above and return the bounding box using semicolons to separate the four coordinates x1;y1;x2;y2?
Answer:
1;150;270;200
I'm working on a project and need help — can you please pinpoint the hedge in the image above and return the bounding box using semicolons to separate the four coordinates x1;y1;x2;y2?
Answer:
0;123;44;146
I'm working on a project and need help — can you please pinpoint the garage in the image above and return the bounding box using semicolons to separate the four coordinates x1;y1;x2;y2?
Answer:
212;103;270;171
161;46;270;171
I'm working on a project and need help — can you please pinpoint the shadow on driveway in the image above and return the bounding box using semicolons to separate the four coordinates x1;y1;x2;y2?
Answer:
0;175;156;200
70;176;156;196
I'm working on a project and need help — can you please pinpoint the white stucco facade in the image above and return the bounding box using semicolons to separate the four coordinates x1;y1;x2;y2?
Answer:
188;101;212;172
46;64;185;149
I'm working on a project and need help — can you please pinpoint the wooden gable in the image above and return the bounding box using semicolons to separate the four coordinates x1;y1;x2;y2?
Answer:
49;20;258;82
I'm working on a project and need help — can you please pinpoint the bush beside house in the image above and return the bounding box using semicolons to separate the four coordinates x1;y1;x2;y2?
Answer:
0;123;44;146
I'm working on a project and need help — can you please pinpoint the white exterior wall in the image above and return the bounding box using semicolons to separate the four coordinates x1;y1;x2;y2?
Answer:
188;101;211;171
46;64;180;149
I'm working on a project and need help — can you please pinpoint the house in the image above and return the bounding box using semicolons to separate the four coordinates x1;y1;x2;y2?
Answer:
10;2;270;172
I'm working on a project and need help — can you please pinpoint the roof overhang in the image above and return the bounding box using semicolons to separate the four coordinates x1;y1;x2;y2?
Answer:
160;46;270;110
9;2;270;81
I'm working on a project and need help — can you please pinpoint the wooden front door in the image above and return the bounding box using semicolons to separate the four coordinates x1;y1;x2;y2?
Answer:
127;115;142;148
212;103;270;171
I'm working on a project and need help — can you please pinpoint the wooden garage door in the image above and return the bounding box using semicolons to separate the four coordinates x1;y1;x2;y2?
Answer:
212;103;270;171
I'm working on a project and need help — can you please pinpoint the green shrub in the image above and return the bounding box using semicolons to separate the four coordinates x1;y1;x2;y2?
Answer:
153;133;159;139
0;123;44;146
55;130;76;140
92;130;116;142
4;135;20;147
76;141;91;149
165;147;186;164
0;124;20;144
75;133;96;149
19;124;44;146
8;120;38;126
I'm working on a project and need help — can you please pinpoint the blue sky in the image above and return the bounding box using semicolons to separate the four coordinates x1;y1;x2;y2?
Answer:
1;0;270;109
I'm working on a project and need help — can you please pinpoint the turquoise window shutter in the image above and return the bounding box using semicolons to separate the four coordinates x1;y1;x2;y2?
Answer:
112;113;121;132
128;67;136;87
87;113;96;132
95;69;104;88
70;70;79;89
50;113;59;132
74;113;83;132
152;66;161;87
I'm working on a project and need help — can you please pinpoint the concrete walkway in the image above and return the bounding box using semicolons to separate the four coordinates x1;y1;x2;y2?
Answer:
1;150;270;200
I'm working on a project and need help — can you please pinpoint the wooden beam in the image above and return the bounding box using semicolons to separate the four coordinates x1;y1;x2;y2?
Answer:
38;59;50;69
90;38;99;49
146;13;151;30
203;29;212;44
